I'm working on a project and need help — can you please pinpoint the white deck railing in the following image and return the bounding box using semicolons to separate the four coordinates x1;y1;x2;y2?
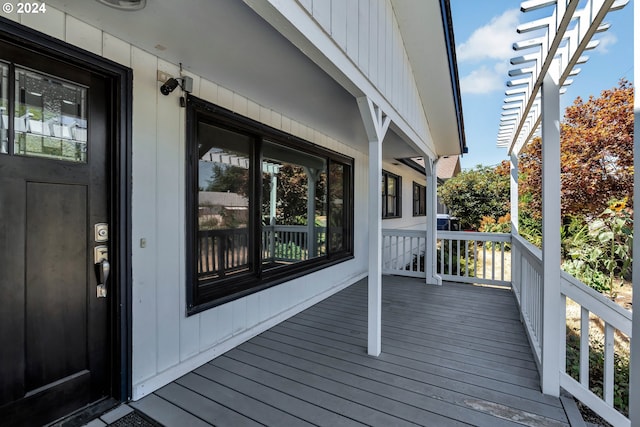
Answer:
560;271;631;427
511;233;544;365
383;228;631;425
511;233;631;427
381;229;510;286
381;229;426;278
437;231;511;286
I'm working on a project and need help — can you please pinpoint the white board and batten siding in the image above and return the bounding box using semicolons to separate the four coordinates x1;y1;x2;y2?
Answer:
299;0;429;148
18;3;370;400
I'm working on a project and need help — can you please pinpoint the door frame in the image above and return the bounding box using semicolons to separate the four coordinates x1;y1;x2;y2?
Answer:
0;17;133;404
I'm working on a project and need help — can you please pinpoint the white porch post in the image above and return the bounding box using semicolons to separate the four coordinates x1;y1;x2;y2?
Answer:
540;62;562;396
629;5;640;422
425;158;442;286
510;153;519;234
357;96;390;357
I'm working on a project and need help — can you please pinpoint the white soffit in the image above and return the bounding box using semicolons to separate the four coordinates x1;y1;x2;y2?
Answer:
391;0;461;156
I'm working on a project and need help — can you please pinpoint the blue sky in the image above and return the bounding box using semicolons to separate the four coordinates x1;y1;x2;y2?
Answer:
450;0;634;169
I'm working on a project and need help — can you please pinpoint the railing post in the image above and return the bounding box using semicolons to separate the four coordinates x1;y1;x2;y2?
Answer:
630;6;640;422
425;157;442;286
540;61;562;397
510;152;519;234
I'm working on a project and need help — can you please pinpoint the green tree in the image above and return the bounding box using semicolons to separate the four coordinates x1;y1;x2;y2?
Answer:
438;163;510;230
206;163;249;195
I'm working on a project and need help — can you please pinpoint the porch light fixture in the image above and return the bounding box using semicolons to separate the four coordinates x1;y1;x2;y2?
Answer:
95;0;146;11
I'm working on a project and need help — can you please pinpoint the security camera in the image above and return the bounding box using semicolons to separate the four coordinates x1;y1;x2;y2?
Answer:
160;76;193;96
160;78;180;95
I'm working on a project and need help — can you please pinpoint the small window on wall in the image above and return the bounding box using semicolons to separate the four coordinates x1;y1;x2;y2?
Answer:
381;170;401;219
413;182;426;216
186;96;354;313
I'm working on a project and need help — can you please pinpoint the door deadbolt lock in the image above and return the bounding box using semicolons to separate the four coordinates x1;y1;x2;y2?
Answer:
95;223;109;243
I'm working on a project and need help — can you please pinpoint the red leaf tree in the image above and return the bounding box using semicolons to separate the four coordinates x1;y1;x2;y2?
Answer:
519;80;634;219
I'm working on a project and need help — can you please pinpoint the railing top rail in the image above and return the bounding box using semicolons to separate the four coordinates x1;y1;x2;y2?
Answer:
512;232;542;256
561;270;632;336
437;231;511;242
262;225;327;231
382;229;426;237
199;227;249;236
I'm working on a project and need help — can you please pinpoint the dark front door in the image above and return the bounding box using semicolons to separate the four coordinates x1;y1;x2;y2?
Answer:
0;38;113;426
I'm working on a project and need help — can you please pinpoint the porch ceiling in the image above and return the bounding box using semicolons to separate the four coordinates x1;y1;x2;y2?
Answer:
44;0;434;161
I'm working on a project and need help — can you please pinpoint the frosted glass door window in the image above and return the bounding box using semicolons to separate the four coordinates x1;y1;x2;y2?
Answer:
14;68;87;162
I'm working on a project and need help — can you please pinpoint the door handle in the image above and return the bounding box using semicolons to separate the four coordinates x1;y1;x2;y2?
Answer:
94;246;111;298
95;256;110;298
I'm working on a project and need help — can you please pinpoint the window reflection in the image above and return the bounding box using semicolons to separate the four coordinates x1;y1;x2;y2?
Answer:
0;63;8;154
261;141;327;269
197;122;253;280
14;68;87;162
328;163;345;252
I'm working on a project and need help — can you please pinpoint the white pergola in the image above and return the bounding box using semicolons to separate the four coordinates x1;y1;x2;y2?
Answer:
496;1;636;426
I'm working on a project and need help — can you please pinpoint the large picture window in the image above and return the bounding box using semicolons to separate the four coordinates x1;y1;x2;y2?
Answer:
186;96;354;313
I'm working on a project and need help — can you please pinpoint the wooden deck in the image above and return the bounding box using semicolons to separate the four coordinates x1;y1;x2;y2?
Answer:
131;277;570;426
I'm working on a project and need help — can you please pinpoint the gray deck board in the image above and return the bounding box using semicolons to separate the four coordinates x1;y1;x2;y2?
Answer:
132;277;570;426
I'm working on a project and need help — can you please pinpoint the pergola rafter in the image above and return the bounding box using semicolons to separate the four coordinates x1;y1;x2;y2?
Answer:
495;1;632;425
496;0;627;153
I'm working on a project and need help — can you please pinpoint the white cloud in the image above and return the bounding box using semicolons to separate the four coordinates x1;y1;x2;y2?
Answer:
595;32;617;54
457;9;522;63
460;64;505;95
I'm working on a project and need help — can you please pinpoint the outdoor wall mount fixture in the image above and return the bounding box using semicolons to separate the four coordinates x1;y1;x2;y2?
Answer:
160;76;193;96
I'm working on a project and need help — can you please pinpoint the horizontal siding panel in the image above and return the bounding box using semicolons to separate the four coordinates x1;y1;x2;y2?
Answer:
65;15;102;55
102;33;131;67
21;1;64;40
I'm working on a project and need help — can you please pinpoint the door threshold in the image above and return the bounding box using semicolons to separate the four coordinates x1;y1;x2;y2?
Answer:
49;398;119;427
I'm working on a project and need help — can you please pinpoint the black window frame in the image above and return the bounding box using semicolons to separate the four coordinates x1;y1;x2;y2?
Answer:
381;170;401;219
412;181;426;216
186;95;354;314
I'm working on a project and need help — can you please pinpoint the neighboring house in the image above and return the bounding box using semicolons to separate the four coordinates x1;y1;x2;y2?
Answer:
435;155;460;214
0;0;466;425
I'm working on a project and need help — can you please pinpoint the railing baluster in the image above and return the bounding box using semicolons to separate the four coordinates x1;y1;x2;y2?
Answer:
474;241;478;278
603;323;615;405
491;243;496;280
402;236;407;271
456;239;461;277
464;240;469;277
439;237;444;274
580;307;590;387
482;243;487;279
501;242;505;281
